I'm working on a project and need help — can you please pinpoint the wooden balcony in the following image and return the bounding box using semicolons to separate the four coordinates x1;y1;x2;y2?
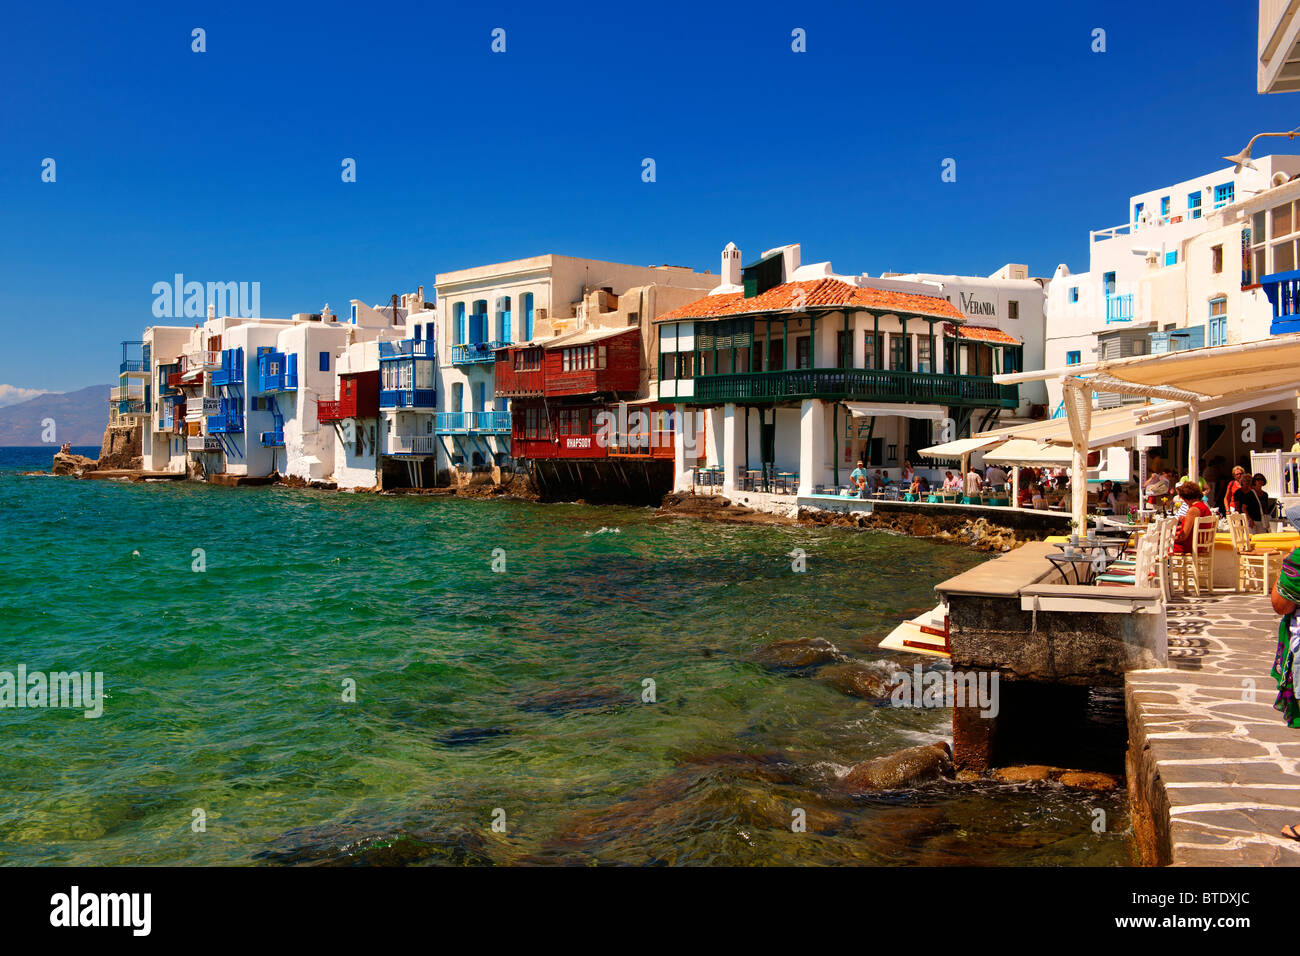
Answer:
687;367;1018;409
317;396;356;422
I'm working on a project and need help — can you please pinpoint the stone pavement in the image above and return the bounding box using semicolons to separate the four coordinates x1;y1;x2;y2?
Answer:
1127;592;1300;865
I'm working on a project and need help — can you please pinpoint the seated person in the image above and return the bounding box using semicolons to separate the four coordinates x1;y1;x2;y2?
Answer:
1171;482;1212;553
942;470;962;491
910;474;931;496
1235;473;1273;532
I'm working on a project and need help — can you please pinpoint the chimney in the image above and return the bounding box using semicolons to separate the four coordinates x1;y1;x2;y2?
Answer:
207;303;215;321
722;242;741;286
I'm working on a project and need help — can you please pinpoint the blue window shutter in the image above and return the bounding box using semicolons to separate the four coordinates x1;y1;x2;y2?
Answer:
288;353;298;379
1186;326;1205;349
320;351;329;372
1165;250;1178;266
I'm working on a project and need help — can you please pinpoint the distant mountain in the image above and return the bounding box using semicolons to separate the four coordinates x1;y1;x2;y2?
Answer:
0;385;109;446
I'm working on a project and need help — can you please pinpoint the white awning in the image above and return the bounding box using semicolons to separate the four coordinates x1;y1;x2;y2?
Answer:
845;402;946;421
918;435;1006;459
982;439;1073;467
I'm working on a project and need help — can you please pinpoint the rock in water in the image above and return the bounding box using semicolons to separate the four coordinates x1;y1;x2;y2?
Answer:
842;742;953;791
51;452;97;476
815;662;900;699
751;637;842;671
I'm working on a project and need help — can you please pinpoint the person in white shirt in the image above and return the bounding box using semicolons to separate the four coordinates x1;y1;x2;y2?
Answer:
965;469;983;497
984;464;1008;489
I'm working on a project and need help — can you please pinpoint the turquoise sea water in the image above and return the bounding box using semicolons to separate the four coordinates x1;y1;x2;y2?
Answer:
0;447;1130;865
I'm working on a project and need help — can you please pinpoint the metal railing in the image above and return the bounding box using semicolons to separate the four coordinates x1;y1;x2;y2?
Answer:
388;434;436;456
690;367;1018;408
379;388;437;409
450;342;506;364
435;410;512;433
379;339;436;359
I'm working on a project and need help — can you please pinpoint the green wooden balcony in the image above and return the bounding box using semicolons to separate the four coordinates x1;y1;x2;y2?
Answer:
688;367;1018;408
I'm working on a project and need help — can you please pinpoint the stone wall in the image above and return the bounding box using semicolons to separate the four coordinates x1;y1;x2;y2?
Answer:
97;422;142;470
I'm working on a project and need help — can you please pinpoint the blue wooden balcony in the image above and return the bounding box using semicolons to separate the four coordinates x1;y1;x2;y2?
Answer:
379;339;436;359
1104;293;1134;323
207;398;244;434
260;429;284;447
379;388;437;409
257;351;298;393
211;348;245;387
1260;270;1300;335
119;340;146;375
451;341;505;364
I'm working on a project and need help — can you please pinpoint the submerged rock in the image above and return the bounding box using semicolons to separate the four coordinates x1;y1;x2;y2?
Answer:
842;742;953;791
991;766;1122;791
517;685;627;715
257;821;493;866
435;726;511;747
751;637;843;671
814;662;900;699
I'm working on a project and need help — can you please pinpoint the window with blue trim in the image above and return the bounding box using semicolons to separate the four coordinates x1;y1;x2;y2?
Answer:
1160;196;1170;218
1069;287;1079;303
349;304;357;323
1214;182;1234;208
1208;298;1227;347
1187;192;1202;219
1134;201;1144;223
1066;350;1081;365
454;302;465;344
1165;250;1178;266
319;351;329;372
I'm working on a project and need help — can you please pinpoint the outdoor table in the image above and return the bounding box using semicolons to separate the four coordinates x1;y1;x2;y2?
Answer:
776;472;795;494
1047;552;1098;586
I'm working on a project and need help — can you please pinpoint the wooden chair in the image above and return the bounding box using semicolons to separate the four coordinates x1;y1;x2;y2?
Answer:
1097;530;1157;588
1227;512;1282;594
1170;515;1217;596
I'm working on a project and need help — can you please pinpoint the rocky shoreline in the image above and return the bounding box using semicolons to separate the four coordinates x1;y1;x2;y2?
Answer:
655;491;1043;551
44;453;1038;552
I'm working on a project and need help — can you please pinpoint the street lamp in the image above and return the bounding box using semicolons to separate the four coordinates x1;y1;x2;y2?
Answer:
1224;126;1300;172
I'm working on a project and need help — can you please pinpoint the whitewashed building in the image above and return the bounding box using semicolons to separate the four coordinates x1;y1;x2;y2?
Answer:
1043;156;1300;411
656;243;1030;496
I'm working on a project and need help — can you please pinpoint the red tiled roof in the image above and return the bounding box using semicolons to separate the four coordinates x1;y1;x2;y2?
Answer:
942;323;1020;345
654;278;965;324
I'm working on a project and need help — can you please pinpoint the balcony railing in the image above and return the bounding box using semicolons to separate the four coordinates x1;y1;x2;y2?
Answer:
388;434;436;456
317;396;356;422
187;435;222;452
211;361;244;387
260;429;284;447
688;367;1018;408
1260;269;1300;335
435;410;512;434
207;411;244;434
451;342;506;364
379;388;437;409
379;339;436;359
1105;293;1134;323
119;359;146;374
188;349;221;370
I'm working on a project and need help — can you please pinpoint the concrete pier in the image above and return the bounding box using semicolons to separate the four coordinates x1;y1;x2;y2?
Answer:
1127;593;1300;866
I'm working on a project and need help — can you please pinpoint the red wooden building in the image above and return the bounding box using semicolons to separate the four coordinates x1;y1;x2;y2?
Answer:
318;369;380;422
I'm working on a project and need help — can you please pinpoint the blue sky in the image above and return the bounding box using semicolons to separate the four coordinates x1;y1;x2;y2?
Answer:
2;0;1297;392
